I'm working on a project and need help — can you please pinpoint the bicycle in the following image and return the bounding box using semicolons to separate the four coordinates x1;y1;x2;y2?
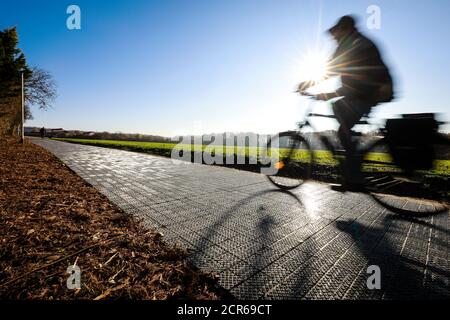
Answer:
261;95;449;216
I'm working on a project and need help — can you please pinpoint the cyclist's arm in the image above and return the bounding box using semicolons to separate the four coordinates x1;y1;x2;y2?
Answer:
315;91;338;101
315;86;346;101
298;74;336;92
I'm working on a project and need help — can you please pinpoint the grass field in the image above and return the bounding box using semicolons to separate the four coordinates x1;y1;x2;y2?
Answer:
52;138;450;177
52;138;339;166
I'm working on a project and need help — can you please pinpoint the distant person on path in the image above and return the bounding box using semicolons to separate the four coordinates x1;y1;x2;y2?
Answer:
298;15;395;190
40;127;46;139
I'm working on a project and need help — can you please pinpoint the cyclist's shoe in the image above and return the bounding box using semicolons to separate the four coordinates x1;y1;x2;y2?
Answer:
330;182;365;193
330;183;346;192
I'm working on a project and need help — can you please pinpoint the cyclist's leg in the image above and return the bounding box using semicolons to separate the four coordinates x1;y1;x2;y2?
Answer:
332;98;360;156
332;97;373;186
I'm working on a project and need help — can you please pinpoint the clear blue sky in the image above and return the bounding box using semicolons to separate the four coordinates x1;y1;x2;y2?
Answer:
1;0;449;136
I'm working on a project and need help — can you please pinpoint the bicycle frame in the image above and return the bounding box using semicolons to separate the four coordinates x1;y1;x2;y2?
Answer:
293;101;377;162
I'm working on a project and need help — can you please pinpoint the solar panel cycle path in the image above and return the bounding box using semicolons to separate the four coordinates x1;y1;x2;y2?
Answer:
32;138;449;300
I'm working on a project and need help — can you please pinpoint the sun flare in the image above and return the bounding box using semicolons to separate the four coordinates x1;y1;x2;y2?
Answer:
292;49;330;87
301;51;329;83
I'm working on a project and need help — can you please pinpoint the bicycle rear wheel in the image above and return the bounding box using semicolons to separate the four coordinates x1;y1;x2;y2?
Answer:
261;132;313;190
360;137;449;216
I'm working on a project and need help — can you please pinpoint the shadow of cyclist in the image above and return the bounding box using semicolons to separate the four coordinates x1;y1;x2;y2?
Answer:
190;187;308;298
335;215;449;299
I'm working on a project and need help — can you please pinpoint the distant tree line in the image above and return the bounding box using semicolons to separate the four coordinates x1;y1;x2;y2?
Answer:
53;130;172;143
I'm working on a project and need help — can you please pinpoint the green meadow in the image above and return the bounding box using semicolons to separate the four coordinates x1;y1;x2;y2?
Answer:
53;138;450;177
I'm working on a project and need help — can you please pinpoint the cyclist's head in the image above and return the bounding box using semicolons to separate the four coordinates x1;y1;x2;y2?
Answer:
328;15;358;41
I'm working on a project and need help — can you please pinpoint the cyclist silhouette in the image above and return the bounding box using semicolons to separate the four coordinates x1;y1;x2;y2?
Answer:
39;127;46;139
298;15;394;191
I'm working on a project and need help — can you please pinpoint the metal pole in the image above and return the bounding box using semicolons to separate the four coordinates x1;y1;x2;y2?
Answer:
21;71;24;144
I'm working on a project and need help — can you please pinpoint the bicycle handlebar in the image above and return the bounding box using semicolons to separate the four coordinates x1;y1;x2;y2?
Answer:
295;90;315;98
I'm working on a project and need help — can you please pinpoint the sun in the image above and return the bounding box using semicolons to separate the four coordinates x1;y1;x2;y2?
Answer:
302;51;329;83
293;50;330;85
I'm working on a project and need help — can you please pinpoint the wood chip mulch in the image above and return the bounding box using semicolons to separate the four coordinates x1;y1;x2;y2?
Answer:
0;138;227;300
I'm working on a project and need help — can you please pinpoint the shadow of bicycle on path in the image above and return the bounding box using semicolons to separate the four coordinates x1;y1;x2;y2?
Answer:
190;182;449;299
335;212;449;299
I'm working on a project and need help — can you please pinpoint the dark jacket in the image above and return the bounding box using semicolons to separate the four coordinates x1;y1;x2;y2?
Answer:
329;31;394;102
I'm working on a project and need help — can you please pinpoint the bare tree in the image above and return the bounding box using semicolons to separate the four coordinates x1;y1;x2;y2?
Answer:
25;67;57;110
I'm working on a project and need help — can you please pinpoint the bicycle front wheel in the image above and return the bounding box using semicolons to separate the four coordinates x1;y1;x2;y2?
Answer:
261;132;313;190
360;137;449;215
